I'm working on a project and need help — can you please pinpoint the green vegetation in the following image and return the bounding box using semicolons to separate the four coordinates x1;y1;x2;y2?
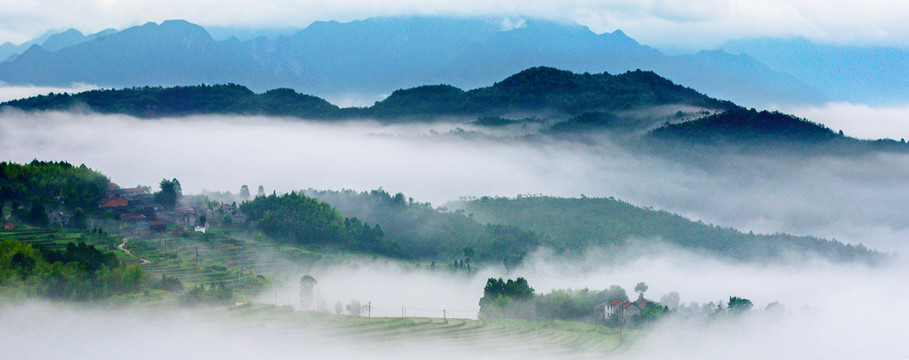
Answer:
1;67;734;121
240;191;406;258
0;239;145;301
478;277;535;319
0;160;111;215
1;84;342;119
478;277;667;327
305;189;539;263
454;196;885;264
647;108;909;155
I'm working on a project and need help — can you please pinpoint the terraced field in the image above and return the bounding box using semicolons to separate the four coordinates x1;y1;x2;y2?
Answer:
1;228;128;261
198;304;629;358
4;227;633;357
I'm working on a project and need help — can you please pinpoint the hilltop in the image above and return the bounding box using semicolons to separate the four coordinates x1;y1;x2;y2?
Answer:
0;66;734;119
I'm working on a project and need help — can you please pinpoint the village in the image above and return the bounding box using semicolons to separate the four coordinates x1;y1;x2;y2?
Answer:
96;183;248;235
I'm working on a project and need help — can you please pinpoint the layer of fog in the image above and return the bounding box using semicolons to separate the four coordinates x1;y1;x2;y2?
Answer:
2;109;908;254
4;246;908;358
778;101;909;141
0;83;98;102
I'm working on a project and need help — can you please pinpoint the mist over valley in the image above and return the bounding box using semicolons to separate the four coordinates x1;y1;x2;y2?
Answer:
2;12;909;358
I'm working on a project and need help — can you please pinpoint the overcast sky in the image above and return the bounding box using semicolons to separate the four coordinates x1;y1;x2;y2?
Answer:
2;0;909;51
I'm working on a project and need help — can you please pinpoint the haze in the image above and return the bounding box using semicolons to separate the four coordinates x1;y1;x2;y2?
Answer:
3;245;908;359
1;109;908;255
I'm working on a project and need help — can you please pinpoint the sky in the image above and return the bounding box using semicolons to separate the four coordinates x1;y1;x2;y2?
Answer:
2;0;909;51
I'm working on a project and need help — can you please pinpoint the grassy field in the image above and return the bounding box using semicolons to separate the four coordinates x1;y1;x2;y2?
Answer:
196;303;631;357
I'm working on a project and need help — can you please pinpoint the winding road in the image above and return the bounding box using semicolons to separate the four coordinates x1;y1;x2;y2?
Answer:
117;238;151;265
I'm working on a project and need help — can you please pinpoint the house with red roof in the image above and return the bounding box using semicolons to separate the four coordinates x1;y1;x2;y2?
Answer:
597;294;653;327
101;197;129;208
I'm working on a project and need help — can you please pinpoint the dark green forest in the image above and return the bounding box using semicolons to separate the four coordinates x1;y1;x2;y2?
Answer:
1;67;734;120
239;192;406;258
1;161;110;228
646;108;909;155
0;160;110;213
454;196;884;264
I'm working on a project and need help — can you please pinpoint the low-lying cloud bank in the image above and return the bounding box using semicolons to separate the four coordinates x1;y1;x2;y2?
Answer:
3;246;908;359
780;102;909;141
1;109;908;255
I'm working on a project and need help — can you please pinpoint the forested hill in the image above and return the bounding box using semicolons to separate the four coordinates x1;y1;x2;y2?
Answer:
451;196;885;265
0;67;735;119
645;108;909;155
0;84;343;119
370;67;735;117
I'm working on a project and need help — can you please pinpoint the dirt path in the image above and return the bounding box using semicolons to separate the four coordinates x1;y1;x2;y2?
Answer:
118;238;151;265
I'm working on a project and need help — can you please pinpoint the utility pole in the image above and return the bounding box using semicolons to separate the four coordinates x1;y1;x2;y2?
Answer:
368;301;372;319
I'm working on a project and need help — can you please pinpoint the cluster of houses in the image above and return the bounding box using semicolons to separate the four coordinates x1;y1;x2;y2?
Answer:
98;183;245;235
596;294;653;327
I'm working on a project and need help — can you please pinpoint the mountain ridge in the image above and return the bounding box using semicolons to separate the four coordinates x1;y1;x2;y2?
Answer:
0;66;734;119
0;17;823;107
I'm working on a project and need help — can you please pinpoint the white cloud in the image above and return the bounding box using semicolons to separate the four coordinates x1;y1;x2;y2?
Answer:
780;102;909;141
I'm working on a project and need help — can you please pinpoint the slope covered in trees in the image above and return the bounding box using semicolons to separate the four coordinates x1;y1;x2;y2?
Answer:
645;108;909;155
452;196;884;264
239;192;406;258
0;67;734;120
0;84;342;119
0;160;111;215
0;240;145;301
305;189;540;263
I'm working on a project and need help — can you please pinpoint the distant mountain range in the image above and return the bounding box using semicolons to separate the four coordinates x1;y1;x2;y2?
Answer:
721;38;909;105
0;17;827;107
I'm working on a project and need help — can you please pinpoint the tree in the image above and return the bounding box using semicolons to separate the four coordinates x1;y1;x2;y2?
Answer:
70;207;88;229
727;296;753;314
634;282;648;298
478;277;535;319
299;275;317;310
239;185;250;202
463;247;474;265
27;202;49;227
257;185;265;197
155;178;182;209
347;300;362;316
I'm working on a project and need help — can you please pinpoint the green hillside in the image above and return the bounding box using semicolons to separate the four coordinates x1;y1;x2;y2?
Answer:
646;108;909;155
452;196;884;264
